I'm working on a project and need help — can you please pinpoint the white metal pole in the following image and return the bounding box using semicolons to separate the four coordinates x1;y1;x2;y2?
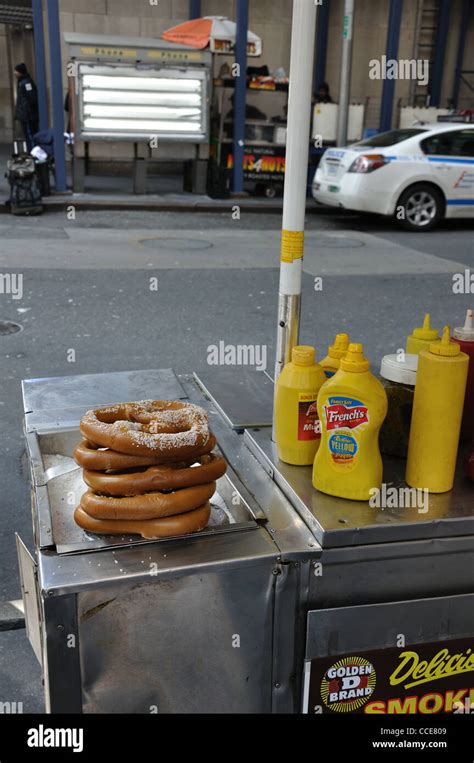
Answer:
274;0;317;402
336;0;355;147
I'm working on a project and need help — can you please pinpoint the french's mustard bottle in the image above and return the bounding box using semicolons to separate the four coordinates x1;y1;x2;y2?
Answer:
313;343;388;501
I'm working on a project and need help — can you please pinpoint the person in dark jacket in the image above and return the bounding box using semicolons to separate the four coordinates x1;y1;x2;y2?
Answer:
14;63;39;151
315;82;333;104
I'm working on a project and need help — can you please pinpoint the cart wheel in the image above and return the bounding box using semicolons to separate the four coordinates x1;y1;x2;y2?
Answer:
264;185;277;199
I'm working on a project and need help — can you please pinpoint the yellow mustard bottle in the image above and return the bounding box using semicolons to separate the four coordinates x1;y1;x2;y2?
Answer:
320;333;350;378
406;326;469;493
275;346;327;465
313;343;388;501
406;313;440;355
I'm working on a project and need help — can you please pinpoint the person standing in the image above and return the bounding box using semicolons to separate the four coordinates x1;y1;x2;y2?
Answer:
14;63;39;151
315;82;333;104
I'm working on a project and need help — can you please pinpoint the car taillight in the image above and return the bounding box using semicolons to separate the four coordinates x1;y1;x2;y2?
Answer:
348;154;391;173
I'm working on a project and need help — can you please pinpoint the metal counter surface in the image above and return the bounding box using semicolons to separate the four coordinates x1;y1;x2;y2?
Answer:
244;427;474;549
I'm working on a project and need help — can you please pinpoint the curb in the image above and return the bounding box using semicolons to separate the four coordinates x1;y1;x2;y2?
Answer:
0;600;25;632
1;197;333;216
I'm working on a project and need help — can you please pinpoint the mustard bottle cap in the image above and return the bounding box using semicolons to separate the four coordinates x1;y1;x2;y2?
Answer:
340;343;370;372
454;309;474;342
292;346;316;366
328;332;350;359
430;326;460;356
412;313;439;342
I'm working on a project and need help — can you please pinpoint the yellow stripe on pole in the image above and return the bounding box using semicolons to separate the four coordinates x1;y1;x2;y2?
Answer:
280;230;305;263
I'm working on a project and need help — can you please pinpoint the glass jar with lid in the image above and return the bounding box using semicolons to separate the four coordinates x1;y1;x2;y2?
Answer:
379;354;418;459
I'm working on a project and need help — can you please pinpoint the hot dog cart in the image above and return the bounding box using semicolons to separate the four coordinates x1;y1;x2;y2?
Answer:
64;33;212;193
15;1;474;715
16;367;474;714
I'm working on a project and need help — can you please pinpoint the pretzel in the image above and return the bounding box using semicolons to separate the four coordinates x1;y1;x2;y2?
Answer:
83;453;227;497
73;434;217;471
79;482;216;521
80;400;210;458
74;502;211;539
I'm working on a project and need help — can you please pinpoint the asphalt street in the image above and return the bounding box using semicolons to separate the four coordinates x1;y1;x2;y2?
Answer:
0;205;472;712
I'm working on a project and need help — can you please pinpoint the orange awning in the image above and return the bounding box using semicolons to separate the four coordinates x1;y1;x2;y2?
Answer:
162;16;262;56
162;18;213;50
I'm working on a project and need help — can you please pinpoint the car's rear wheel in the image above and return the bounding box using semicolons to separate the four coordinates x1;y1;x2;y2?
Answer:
395;184;444;232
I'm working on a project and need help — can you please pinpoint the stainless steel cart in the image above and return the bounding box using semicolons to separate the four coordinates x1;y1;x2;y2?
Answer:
17;369;474;714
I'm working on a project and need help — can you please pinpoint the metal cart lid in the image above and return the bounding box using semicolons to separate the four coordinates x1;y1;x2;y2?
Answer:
194;369;273;429
22;368;186;431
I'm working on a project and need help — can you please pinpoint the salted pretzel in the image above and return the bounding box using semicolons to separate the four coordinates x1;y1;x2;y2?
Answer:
74;502;211;540
80;400;210;458
73;434;217;471
83;453;227;497
79;482;216;521
74;400;224;539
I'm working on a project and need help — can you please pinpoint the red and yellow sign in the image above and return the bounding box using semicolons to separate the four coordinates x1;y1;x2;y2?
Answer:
225;153;286;175
321;656;377;712
307;638;474;714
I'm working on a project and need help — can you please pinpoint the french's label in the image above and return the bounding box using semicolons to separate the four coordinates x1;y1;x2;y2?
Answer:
323;397;369;466
324;397;369;431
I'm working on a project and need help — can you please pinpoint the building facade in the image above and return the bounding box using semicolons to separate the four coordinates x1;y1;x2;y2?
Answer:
0;0;472;154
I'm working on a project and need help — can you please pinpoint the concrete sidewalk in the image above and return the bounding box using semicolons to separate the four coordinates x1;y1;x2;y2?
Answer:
0;143;320;213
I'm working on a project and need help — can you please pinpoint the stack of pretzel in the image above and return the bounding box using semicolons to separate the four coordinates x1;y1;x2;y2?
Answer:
73;400;227;539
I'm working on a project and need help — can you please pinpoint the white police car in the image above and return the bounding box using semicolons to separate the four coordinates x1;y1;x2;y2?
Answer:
312;123;474;231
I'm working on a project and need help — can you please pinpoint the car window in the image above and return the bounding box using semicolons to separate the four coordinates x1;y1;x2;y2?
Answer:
421;130;474;157
354;129;428;148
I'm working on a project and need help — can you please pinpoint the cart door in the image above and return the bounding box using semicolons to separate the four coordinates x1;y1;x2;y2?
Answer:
303;594;474;715
15;534;42;666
